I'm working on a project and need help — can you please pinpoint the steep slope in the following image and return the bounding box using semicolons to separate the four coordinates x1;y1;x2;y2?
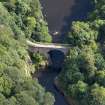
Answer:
0;1;55;105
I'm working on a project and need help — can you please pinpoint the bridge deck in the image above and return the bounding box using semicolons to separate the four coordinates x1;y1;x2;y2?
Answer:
27;40;71;49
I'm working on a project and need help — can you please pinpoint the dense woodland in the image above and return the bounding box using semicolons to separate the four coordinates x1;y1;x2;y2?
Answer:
0;0;54;105
1;0;105;105
58;0;105;105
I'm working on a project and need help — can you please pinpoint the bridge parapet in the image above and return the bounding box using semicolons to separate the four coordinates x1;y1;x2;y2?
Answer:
27;40;70;57
27;40;71;48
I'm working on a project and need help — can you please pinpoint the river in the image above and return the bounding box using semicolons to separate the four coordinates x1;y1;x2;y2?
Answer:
38;0;93;105
40;0;93;42
38;69;69;105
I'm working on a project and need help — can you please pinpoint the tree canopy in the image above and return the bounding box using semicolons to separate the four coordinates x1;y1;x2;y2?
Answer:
59;0;105;105
0;1;54;105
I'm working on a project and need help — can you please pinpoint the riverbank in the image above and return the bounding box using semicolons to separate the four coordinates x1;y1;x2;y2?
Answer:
35;0;93;104
54;77;79;105
35;68;69;105
34;67;79;105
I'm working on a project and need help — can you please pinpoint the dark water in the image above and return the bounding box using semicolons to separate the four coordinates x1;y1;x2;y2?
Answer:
38;70;69;105
48;50;65;69
38;0;93;105
38;50;68;105
40;0;93;42
38;50;67;105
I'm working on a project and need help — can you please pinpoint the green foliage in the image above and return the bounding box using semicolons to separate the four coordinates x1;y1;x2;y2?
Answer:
1;0;52;42
88;85;105;105
95;70;105;86
0;75;13;96
16;91;38;105
25;17;36;38
32;53;44;64
59;45;105;105
59;1;105;105
68;81;88;99
43;92;55;105
78;47;96;82
0;1;54;105
90;0;105;19
66;21;98;46
95;53;105;70
32;21;52;42
30;52;47;73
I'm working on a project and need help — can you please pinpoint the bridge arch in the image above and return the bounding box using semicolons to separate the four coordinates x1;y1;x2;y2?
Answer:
27;40;70;70
48;49;65;70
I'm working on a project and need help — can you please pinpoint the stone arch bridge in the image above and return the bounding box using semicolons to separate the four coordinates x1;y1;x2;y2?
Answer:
27;40;70;59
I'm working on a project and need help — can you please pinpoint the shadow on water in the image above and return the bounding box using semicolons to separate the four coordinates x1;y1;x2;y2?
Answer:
48;50;65;71
37;50;69;105
40;0;93;42
60;0;93;42
38;69;69;105
38;0;93;104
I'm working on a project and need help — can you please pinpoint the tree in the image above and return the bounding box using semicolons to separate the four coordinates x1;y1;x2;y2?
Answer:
0;75;13;96
24;17;36;38
43;92;55;105
0;93;6;105
95;53;105;70
32;21;52;42
95;70;105;86
88;86;105;105
66;21;98;46
68;81;88;99
78;47;96;83
0;2;55;105
90;0;105;19
16;92;38;105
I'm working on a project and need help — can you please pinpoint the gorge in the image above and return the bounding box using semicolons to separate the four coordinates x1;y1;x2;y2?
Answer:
36;0;93;104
